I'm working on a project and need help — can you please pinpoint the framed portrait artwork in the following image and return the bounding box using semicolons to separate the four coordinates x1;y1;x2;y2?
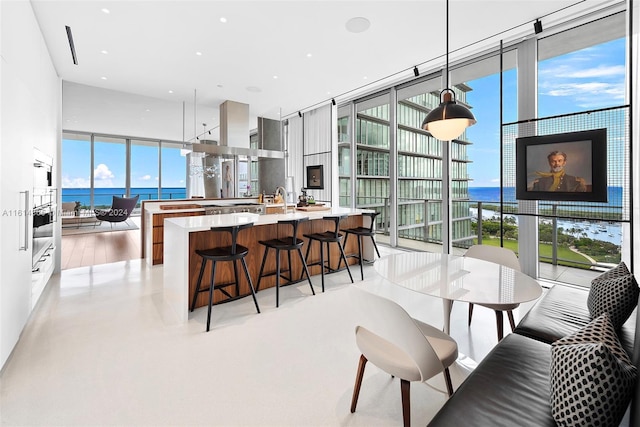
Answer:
306;165;324;190
515;128;608;202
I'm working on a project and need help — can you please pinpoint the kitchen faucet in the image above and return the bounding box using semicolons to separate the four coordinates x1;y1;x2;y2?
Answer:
275;186;288;213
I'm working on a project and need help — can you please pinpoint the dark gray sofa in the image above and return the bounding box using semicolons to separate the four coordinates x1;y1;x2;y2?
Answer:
428;284;639;427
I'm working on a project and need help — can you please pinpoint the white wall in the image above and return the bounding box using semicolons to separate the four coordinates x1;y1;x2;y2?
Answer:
0;0;60;369
63;82;229;143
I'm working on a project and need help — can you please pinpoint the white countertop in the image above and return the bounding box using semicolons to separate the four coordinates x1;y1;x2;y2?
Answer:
144;199;261;214
164;207;372;232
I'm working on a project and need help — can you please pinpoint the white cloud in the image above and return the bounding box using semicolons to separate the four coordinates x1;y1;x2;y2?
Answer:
94;164;115;180
544;82;624;101
140;174;151;181
62;176;90;188
94;164;115;187
560;65;625;79
490;178;500;183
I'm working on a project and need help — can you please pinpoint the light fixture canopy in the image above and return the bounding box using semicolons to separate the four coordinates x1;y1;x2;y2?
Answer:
422;0;476;141
422;89;476;141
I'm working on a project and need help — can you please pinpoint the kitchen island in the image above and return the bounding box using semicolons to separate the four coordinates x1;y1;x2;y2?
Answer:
163;207;372;322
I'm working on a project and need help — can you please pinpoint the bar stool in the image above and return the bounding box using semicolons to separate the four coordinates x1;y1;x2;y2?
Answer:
256;217;315;307
342;211;382;280
190;222;260;332
301;215;354;292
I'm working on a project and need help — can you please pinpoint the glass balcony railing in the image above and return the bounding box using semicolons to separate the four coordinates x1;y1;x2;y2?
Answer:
61;188;187;215
350;195;624;276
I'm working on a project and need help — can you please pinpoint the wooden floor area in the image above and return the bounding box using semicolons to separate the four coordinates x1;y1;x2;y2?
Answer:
61;219;142;270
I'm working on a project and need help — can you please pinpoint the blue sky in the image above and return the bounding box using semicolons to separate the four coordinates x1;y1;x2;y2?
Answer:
466;37;625;187
62;139;186;188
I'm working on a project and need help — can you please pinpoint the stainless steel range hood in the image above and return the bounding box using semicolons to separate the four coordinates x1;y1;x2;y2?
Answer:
188;142;285;159
185;100;284;159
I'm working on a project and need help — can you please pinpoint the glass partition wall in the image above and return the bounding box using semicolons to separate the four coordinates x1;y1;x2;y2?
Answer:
534;11;627;284
335;4;629;287
62;131;187;213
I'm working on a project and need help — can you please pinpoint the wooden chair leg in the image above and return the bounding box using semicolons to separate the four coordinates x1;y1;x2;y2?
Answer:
495;310;504;341
350;355;368;413
444;368;454;397
468;303;474;326
400;379;410;427
507;310;516;331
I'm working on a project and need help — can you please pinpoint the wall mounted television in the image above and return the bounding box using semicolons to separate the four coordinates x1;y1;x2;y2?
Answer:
515;128;608;202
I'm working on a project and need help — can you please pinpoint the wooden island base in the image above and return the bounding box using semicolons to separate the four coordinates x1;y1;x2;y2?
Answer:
163;209;371;322
188;215;362;309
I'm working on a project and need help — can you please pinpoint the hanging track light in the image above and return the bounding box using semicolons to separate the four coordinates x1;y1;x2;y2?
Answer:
421;0;476;141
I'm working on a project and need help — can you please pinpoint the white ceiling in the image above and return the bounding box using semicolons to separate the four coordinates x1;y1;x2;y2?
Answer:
31;0;617;126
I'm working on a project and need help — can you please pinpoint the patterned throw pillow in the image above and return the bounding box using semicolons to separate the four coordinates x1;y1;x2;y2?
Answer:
587;273;639;329
550;315;637;427
592;261;631;284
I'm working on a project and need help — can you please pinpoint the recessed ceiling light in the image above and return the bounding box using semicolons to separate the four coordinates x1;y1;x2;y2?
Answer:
101;8;110;14
345;17;370;33
217;84;223;88
363;76;368;80
168;90;173;94
327;91;331;95
306;53;312;58
101;50;108;54
101;76;107;80
146;109;151;112
273;75;278;79
196;52;202;56
220;17;227;23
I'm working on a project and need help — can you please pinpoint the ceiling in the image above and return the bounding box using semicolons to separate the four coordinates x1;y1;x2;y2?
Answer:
31;0;616;127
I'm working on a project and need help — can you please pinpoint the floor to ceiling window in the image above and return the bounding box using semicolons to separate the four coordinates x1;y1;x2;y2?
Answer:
338;105;352;207
160;143;187;200
131;139;159;201
396;76;446;250
62;131;187;211
93;136;126;208
353;92;391;234
61;132;92;208
533;11;628;284
455;50;518;252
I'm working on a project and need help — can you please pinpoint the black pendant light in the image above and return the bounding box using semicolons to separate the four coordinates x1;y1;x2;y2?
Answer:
422;0;476;140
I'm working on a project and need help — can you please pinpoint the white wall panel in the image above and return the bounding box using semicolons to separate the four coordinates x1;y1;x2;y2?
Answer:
0;0;60;369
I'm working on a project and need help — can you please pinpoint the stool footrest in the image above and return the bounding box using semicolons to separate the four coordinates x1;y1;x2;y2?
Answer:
259;268;293;283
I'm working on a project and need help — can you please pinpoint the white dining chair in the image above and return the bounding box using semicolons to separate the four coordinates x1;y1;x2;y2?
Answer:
349;287;457;427
464;244;522;341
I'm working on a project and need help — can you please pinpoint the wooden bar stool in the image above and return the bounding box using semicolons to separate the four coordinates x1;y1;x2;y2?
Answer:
256;217;315;307
190;222;260;332
301;215;354;292
342;211;381;280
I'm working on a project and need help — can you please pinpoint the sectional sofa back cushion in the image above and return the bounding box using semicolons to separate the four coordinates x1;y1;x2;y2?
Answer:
587;262;639;329
550;314;637;427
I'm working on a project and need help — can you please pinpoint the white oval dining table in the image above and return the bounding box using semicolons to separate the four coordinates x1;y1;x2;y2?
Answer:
373;251;543;334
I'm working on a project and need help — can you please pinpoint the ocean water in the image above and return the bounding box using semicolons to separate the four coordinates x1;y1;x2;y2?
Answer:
468;186;623;206
62;187;186;207
469;186;624;245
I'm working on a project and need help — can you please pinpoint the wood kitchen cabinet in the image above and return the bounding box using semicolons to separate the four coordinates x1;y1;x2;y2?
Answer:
151;211;204;265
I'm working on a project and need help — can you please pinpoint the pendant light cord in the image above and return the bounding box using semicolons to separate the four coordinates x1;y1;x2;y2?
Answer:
445;0;449;90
